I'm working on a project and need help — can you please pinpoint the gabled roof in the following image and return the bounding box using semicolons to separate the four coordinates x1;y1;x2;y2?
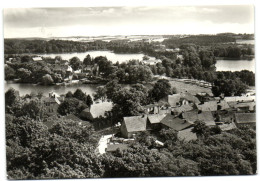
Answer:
147;114;166;124
168;93;200;107
182;110;199;122
180;92;200;104
217;100;230;110
168;94;181;107
182;111;215;126
173;104;193;113
235;113;256;124
177;127;198;142
80;108;93;120
123;115;147;133
195;101;218;111
161;114;192;131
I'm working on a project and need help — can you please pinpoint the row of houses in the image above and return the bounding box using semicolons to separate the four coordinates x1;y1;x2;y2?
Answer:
120;92;256;141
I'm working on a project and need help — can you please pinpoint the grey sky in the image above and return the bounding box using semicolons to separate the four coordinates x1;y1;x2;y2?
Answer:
4;6;254;38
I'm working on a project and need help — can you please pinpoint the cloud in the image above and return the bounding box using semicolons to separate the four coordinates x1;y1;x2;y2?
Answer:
4;5;254;38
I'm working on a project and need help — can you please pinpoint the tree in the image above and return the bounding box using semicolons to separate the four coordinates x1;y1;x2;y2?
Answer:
212;79;247;97
5;66;16;80
83;54;92;66
55;56;62;62
65;91;73;98
86;95;93;108
73;89;86;100
191;120;210;138
69;57;82;71
21;55;32;63
18;100;46;120
5;88;20;111
94;86;107;102
126;65;153;83
41;74;54;85
150;79;172;102
105;80;122;100
57;98;87;116
17;68;32;82
52;73;63;83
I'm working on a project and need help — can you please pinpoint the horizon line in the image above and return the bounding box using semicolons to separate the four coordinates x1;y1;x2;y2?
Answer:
4;32;255;39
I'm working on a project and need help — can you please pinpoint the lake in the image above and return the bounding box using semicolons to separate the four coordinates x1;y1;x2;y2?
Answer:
39;50;155;63
215;58;255;73
236;39;255;44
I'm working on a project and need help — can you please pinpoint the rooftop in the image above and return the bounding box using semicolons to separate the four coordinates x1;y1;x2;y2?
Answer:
173;104;193;113
147;114;166;124
195;101;218;111
161;114;192;131
235;113;256;124
123;115;147;133
182;111;215;126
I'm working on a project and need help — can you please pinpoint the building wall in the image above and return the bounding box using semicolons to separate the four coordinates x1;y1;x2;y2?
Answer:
120;121;129;138
45;103;59;115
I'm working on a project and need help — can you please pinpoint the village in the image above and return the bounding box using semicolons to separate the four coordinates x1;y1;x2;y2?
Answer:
36;81;255;155
3;5;257;179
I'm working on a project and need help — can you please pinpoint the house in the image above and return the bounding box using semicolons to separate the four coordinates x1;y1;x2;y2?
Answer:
182;111;215;126
147;114;167;129
106;144;128;152
168;94;181;107
180;92;200;104
233;102;256;112
177;127;197;142
66;65;73;73
217;100;230;110
143;104;160;114
160;114;193;131
168;93;200;108
120;115;147;138
196;92;212;102
80;107;94;121
195;101;218;112
32;57;42;61
172;104;193;115
49;91;60;98
42;93;61;115
224;96;255;103
142;59;162;65
234;113;256;127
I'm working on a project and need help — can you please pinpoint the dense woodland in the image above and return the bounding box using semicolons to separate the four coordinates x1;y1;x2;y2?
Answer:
4;35;254;60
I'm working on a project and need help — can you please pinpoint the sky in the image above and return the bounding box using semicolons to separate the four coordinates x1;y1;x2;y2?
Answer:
3;5;254;38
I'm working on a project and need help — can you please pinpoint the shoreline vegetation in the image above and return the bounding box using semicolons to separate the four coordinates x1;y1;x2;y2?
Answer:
4;34;255;87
